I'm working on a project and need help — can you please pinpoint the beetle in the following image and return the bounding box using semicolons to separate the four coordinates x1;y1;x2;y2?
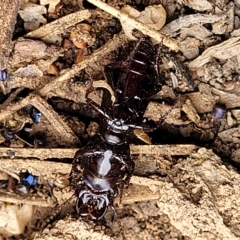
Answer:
70;39;163;220
71;135;134;219
86;39;162;145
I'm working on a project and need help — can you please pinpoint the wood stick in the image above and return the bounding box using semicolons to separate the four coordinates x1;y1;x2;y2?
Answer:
31;95;80;145
0;144;198;159
87;0;179;51
38;33;127;96
25;10;91;39
0;94;80;145
0;0;21;69
0;191;54;207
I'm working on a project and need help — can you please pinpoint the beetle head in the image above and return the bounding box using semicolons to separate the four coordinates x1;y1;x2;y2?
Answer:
76;189;114;220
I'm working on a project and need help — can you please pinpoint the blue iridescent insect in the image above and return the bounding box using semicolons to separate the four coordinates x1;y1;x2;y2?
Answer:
213;106;225;119
31;108;42;124
23;105;42;124
19;170;38;186
0;70;7;81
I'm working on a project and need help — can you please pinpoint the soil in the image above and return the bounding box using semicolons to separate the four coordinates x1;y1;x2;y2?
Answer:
0;0;240;239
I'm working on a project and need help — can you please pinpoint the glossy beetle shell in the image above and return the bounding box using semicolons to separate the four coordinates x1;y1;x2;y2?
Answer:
71;135;134;220
88;39;162;144
71;39;162;220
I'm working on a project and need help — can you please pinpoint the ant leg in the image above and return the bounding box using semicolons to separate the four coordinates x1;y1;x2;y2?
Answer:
85;69;116;104
126;39;143;62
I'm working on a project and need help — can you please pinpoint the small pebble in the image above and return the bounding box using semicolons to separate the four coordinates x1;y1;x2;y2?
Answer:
227;112;234;127
0;171;9;181
223;80;235;90
213;107;225;119
7;149;15;159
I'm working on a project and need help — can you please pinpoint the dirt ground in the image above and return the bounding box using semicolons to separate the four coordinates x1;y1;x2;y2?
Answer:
1;0;240;239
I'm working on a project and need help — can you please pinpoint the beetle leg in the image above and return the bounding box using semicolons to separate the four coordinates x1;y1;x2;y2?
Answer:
115;153;134;174
124;39;143;65
110;204;118;219
86;98;111;120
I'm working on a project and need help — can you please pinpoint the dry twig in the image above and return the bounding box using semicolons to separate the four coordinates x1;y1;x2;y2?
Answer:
0;87;24;111
189;36;240;68
0;94;35;121
131;144;198;155
0;0;21;70
0;94;80;145
0;191;54;207
38;33;127;96
0;144;198;159
87;0;179;51
161;14;225;36
0;158;160;205
31;95;80;145
0;35;127;146
25;10;91;39
0;143;197;207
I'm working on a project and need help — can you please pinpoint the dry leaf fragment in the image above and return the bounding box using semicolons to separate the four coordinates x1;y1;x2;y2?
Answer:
0;204;34;236
178;0;212;11
189;36;240;68
70;23;95;49
187;84;216;113
61;39;74;51
161;14;225;36
40;0;61;13
121;5;166;40
182;99;200;123
137;5;167;30
46;63;59;75
180;37;200;59
14;39;47;59
179;24;212;41
19;3;47;31
212;17;228;34
87;0;178;51
74;49;84;64
14;64;43;77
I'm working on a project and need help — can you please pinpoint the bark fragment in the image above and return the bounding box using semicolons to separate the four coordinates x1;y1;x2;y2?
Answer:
0;0;21;69
158;148;240;239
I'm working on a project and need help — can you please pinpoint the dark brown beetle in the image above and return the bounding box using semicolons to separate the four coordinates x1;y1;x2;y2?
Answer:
87;39;162;145
71;39;163;220
71;135;134;219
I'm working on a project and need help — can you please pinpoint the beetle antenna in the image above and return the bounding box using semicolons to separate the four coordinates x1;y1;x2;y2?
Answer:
38;193;76;231
158;100;180;127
